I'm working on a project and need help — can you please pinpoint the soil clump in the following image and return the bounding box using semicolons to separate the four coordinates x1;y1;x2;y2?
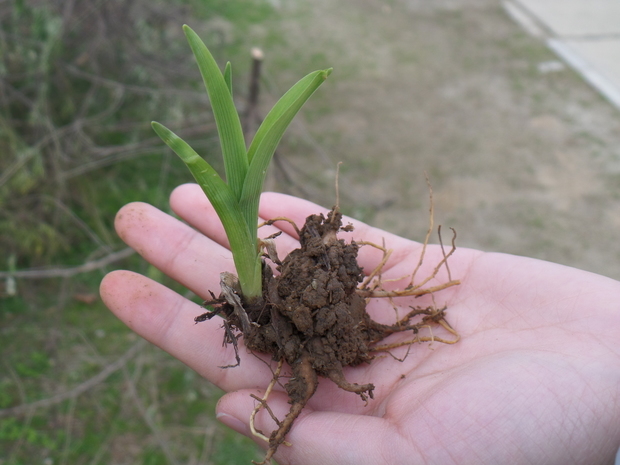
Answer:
197;207;457;464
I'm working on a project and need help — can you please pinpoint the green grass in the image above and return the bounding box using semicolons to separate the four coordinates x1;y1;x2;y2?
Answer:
0;0;288;463
0;297;264;464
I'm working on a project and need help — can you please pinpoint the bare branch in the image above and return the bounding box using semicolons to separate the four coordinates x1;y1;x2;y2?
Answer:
0;247;135;279
0;247;134;279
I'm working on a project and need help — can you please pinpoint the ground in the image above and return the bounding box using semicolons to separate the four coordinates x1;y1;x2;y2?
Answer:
248;0;620;281
6;1;620;463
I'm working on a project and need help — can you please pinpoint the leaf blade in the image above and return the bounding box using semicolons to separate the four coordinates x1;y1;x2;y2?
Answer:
151;121;262;298
224;62;232;96
241;68;332;239
183;25;247;201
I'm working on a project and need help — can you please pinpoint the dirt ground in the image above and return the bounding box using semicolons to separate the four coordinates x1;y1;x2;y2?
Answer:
248;0;620;281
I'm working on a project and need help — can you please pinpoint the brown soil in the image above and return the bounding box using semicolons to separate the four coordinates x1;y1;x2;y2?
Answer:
238;0;620;282
197;207;456;464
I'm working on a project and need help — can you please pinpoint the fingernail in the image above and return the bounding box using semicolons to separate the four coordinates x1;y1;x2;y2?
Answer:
216;412;247;434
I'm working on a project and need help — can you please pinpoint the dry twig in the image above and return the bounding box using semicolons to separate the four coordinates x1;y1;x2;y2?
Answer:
0;247;134;279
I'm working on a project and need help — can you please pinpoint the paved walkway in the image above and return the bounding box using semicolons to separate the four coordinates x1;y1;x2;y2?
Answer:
504;0;620;109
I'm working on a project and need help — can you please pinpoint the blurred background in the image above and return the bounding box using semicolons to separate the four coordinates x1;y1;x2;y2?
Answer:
2;0;620;463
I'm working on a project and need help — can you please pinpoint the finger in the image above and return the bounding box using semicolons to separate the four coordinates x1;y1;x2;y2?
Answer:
115;201;233;298
259;192;421;272
259;192;410;245
170;184;427;275
169;183;230;249
257;191;471;290
216;389;406;465
100;270;278;391
169;183;302;255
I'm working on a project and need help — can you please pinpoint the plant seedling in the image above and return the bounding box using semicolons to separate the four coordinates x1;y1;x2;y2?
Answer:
153;26;460;465
152;24;331;303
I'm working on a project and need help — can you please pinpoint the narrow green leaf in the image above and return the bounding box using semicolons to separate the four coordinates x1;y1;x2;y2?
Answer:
151;121;262;298
183;25;247;201
240;68;332;239
224;62;232;96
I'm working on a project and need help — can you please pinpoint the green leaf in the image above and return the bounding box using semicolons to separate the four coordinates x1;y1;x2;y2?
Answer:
151;122;262;298
183;25;247;201
151;27;332;302
240;68;332;240
224;62;232;96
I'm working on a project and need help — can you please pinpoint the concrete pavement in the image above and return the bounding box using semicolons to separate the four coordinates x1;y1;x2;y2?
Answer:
504;0;620;109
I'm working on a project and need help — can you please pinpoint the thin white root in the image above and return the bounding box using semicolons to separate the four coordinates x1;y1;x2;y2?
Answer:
356;176;459;300
372;317;460;352
258;217;301;237
249;359;292;447
357;239;391;290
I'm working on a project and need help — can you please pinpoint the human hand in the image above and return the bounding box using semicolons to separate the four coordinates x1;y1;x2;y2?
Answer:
100;183;620;465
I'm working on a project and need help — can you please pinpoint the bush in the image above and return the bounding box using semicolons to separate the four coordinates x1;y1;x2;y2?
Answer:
0;0;277;271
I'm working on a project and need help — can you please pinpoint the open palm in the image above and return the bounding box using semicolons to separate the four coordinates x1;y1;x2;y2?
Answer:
100;184;620;465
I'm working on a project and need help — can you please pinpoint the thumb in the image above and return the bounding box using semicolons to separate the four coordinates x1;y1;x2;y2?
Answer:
216;389;404;465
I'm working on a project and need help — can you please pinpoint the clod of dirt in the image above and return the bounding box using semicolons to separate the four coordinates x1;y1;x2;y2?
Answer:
197;207;458;464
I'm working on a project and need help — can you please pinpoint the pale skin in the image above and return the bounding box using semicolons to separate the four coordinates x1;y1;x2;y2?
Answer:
100;183;620;465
